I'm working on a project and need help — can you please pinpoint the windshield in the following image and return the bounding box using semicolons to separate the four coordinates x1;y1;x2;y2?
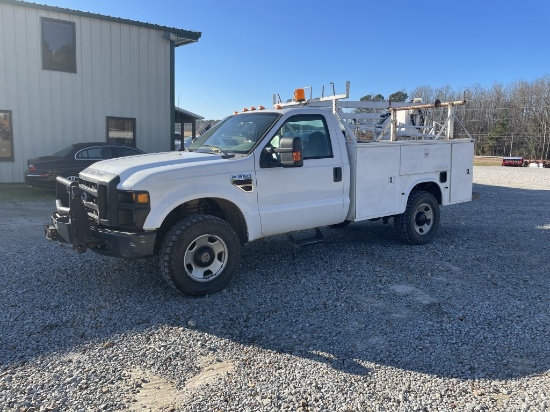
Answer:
189;112;280;155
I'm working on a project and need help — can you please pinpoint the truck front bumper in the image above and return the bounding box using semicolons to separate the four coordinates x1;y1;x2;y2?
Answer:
45;177;156;259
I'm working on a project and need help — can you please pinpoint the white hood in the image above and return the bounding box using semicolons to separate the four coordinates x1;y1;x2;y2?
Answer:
83;151;225;188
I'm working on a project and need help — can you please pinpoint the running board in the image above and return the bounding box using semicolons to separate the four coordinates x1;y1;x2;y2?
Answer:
286;228;324;247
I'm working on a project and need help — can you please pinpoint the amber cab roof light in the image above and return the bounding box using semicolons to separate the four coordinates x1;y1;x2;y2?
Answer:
233;105;266;114
294;88;306;102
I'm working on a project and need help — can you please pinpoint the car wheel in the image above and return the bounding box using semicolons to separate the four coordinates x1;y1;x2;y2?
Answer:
159;214;241;296
394;190;440;245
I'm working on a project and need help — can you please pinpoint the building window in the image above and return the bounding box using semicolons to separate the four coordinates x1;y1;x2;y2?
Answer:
0;110;14;161
41;18;76;73
107;117;136;146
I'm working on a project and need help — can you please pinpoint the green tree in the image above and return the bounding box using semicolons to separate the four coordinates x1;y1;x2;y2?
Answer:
389;91;408;102
355;94;385;114
360;94;385;102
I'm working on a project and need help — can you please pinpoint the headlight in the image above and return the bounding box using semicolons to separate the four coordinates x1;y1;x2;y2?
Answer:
117;190;150;229
132;192;150;204
118;190;150;205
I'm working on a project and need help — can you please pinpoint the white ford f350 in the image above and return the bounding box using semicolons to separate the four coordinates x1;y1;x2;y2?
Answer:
46;82;474;296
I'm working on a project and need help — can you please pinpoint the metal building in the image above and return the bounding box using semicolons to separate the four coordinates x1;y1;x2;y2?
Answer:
0;0;201;183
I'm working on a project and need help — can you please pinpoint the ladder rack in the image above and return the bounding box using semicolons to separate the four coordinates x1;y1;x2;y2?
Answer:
273;82;471;142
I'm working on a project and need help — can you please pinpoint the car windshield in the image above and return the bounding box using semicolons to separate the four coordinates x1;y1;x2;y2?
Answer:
52;145;74;157
189;113;280;155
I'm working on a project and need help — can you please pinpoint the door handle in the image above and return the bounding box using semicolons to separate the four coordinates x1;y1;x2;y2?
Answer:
333;167;342;182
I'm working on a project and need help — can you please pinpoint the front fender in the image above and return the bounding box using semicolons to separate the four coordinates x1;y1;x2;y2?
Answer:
142;180;262;241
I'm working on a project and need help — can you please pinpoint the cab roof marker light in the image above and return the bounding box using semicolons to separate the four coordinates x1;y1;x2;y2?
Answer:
250;106;256;111
294;88;306;102
258;105;265;110
242;108;249;112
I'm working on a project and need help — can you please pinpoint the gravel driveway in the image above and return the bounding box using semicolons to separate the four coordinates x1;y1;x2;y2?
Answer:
1;166;549;411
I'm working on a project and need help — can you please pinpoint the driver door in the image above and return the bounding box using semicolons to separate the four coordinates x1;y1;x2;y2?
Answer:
255;113;345;237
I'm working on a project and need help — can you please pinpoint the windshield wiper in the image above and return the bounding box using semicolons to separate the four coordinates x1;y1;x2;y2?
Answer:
199;144;230;156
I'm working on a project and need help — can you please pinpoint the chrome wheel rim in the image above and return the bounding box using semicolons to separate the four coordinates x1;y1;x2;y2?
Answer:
183;234;228;282
413;203;434;236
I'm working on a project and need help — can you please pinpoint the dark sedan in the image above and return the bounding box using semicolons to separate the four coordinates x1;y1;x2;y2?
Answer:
24;142;145;188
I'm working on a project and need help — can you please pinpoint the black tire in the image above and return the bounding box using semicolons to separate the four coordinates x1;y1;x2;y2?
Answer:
159;214;241;296
394;190;440;245
329;220;351;229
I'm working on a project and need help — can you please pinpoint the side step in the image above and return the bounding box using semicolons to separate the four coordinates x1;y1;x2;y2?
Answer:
286;227;324;247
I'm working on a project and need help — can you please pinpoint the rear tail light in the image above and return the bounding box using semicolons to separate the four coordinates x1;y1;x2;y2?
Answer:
28;164;36;173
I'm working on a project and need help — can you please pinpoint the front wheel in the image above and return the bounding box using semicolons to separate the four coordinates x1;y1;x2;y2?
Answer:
159;215;241;296
394;190;440;245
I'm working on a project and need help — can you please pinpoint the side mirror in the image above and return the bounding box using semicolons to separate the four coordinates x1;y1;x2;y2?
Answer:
275;136;303;167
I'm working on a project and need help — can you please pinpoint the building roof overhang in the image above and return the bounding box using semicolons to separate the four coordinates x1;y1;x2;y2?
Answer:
175;106;204;121
0;0;201;45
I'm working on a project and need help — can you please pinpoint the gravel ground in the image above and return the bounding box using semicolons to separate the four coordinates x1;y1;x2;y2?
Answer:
0;166;549;411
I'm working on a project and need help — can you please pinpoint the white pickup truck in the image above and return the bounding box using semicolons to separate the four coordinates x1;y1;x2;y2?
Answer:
46;84;474;296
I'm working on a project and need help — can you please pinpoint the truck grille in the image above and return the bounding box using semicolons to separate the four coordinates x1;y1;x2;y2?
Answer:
76;173;147;230
78;175;120;227
80;180;101;223
81;179;98;191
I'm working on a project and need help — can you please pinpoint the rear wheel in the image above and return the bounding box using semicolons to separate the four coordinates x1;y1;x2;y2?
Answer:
159;214;241;296
394;190;440;245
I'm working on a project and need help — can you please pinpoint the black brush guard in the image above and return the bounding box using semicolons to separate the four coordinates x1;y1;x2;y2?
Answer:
45;176;156;258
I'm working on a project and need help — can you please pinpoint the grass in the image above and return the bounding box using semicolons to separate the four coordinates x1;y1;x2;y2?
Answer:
0;183;55;202
473;156;502;166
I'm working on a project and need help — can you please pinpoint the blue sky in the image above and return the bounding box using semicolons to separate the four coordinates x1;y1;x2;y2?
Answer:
42;0;550;119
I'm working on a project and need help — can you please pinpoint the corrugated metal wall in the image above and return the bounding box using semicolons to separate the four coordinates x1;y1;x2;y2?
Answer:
0;3;171;183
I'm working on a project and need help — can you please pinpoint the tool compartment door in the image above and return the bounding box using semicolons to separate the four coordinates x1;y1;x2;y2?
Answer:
450;140;474;203
399;142;451;175
354;144;401;220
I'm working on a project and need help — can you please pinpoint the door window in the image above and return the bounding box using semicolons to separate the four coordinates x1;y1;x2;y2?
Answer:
114;146;143;157
76;146;112;160
266;114;332;162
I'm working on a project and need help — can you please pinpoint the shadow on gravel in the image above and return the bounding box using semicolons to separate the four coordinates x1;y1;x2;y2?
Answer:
0;182;549;380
